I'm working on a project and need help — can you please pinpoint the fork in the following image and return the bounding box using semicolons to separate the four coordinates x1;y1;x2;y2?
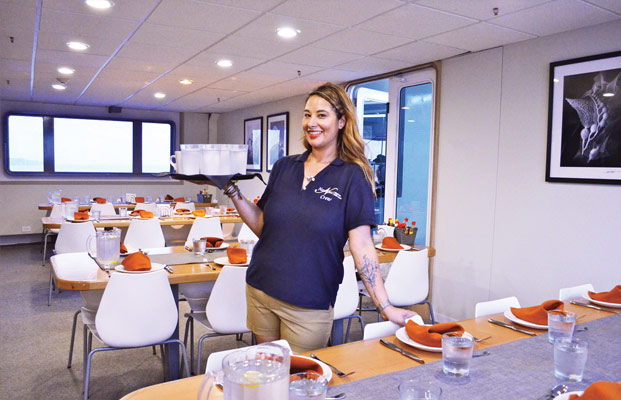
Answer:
473;335;491;342
309;353;355;377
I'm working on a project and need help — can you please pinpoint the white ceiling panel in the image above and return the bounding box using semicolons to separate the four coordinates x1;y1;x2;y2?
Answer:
312;29;412;56
43;0;162;21
489;0;620;37
584;0;621;13
35;49;110;69
374;41;465;65
78;78;156;106
192;0;284;12
159;86;244;111
302;68;373;84
0;81;31;101
105;57;175;75
413;0;551;21
37;32;120;56
129;23;225;51
276;46;363;68
234;13;342;45
0;29;34;61
116;41;198;65
208;71;287;91
271;0;406;26
187;51;264;75
39;8;138;39
424;22;536;53
246;61;322;80
207;35;298;61
0;2;36;32
0;59;31;78
335;56;411;75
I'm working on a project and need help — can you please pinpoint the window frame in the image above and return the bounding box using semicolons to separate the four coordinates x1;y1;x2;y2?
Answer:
3;112;176;178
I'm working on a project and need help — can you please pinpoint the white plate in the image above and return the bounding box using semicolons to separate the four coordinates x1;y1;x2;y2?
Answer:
583;293;621;308
395;326;442;353
291;355;332;383
115;262;165;274
553;391;582;400
66;216;91;222
213;256;250;267
375;243;411;252
503;309;548;330
184;241;229;250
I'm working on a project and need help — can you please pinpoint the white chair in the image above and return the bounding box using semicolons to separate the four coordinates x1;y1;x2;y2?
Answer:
238;223;259;242
184;217;223;248
363;315;424;340
183;266;251;374
358;249;435;323
332;256;364;344
174;201;196;211
204;339;291;373
83;270;190;400
89;202;116;216
474;296;520;318
123;218;165;250
134;202;158;213
42;203;65;265
559;284;594;301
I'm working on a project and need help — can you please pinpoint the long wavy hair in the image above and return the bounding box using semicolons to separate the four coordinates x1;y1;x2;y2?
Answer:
303;82;375;192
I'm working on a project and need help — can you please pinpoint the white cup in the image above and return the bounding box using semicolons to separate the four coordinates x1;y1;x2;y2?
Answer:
170;151;183;174
180;149;201;175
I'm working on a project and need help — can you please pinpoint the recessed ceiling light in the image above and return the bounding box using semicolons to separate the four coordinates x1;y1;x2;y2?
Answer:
57;67;75;75
52;84;66;91
66;41;90;51
277;27;300;39
602;92;614;97
154;92;166;99
85;0;114;9
553;78;559;83
216;59;233;68
179;79;193;85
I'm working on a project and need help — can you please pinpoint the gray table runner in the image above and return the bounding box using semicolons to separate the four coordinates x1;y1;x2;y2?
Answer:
146;250;226;265
328;315;621;399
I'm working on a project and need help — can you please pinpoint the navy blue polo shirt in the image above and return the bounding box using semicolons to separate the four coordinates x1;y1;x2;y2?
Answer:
246;151;376;310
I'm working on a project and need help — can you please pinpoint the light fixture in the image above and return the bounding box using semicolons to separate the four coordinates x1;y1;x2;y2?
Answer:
179;79;193;85
66;41;90;51
85;0;114;9
52;83;66;91
57;67;75;75
401;106;410;110
154;92;166;99
602;92;614;97
553;78;559;83
276;27;300;39
216;59;233;68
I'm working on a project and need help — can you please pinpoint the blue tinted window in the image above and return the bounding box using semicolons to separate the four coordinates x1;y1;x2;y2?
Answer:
7;115;44;172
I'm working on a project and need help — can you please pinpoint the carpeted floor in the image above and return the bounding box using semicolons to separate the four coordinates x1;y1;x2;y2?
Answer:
0;243;374;400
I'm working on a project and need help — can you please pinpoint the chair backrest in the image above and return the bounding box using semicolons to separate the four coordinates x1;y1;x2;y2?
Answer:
333;256;360;320
50;203;66;218
205;266;249;334
559;284;594;301
205;339;292;373
363;315;424;340
237;223;259;242
384;249;429;306
474;296;520;318
90;202;116;216
174;202;196;211
134;202;158;213
55;222;97;254
95;270;177;347
123;218;165;249
185;217;223;247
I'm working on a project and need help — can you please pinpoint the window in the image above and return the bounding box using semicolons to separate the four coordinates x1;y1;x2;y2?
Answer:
4;114;175;177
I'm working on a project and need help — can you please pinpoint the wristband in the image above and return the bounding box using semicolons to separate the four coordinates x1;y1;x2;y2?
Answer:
377;300;392;313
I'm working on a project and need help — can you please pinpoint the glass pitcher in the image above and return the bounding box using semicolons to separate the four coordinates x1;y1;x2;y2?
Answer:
198;343;290;400
87;228;121;271
48;189;63;204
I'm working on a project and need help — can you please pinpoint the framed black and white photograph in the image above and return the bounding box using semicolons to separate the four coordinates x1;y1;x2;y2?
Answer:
546;51;621;184
244;117;263;172
266;112;289;172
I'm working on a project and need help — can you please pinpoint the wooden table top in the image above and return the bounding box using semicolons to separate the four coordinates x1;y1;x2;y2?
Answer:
39;202;217;210
119;303;613;400
41;215;243;229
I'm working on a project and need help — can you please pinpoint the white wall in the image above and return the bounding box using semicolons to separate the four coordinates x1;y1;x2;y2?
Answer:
434;20;621;321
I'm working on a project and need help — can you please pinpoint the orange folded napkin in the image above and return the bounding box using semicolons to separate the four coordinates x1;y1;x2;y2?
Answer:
569;381;621;400
510;299;564;326
135;197;145;203
61;197;72;203
174;197;185;202
121;252;151;271
382;237;403;250
226;247;247;264
405;320;464;348
73;211;89;220
192;209;206;217
165;194;174;201
130;209;141;216
201;237;223;248
588;285;621;304
138;210;153;218
290;355;323;375
227;208;236;213
175;208;191;213
93;197;106;204
120;242;127;254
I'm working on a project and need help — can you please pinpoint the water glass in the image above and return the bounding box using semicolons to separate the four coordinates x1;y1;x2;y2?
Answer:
239;239;256;257
64;201;79;219
91;210;101;221
442;332;474;377
548;310;576;344
118;207;128;218
289;372;328;400
398;379;442;400
193;238;206;255
146;196;153;203
554;337;587;382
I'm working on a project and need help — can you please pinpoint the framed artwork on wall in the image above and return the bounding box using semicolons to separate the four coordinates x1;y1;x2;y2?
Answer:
546;51;621;184
266;112;289;172
244;117;263;172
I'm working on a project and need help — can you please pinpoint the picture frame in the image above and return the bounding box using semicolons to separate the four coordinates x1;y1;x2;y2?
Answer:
266;112;289;172
244;117;263;172
546;51;621;185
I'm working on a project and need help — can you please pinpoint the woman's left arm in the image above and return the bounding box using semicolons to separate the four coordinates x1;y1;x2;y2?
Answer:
348;225;418;325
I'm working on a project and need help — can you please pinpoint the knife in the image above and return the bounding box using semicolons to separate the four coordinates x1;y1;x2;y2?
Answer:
379;339;425;364
569;300;620;314
488;319;536;336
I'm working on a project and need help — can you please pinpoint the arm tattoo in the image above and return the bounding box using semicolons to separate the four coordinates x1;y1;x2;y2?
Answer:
359;255;380;290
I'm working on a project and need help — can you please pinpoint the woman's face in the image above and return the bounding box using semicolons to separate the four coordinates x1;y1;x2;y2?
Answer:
303;95;345;153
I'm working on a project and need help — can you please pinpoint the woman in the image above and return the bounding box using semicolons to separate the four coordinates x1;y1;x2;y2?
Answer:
223;82;417;352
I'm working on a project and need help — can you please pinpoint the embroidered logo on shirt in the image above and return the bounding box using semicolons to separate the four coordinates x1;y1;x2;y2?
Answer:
314;186;342;201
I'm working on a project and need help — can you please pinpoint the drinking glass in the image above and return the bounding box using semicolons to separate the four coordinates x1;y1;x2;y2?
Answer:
289;372;328;400
239;239;256;257
91;210;101;222
554;337;587;382
442;332;474;377
146;196;153;203
398;380;442;400
118;207;128;218
193;238;206;255
548;310;576;344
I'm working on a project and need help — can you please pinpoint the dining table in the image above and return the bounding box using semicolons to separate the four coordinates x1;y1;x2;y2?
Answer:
41;215;244;230
117;304;621;400
38;202;217;211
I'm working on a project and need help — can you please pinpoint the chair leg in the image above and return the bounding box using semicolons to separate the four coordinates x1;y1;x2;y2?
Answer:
68;309;82;368
183;315;194;375
152;345;156;355
48;269;55;306
421;300;436;324
42;231;49;266
236;333;243;341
